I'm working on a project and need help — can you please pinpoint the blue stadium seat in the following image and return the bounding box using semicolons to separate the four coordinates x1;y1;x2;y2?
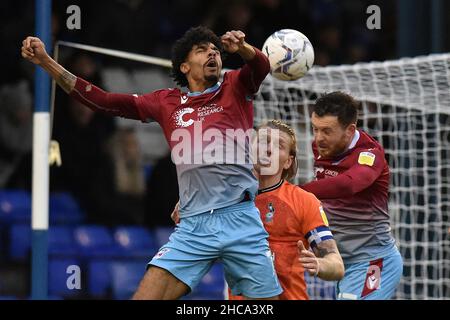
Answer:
48;226;78;257
87;260;113;297
49;192;85;224
193;262;225;297
0;296;18;300
113;226;157;259
153;226;174;249
73;225;119;258
110;261;146;300
9;224;30;261
0;225;5;261
48;258;82;298
0;190;31;224
4;296;63;301
10;225;78;261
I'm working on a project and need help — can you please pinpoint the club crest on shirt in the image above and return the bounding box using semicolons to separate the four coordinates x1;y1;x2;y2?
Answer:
173;107;195;128
358;151;376;166
265;202;275;223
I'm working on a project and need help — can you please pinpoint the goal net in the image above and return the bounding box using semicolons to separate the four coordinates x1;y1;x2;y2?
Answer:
254;53;450;300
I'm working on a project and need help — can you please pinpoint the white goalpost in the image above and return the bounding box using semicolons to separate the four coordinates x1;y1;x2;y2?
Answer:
54;41;450;300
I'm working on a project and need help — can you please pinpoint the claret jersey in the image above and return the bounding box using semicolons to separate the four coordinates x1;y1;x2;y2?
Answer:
70;48;270;217
302;130;396;263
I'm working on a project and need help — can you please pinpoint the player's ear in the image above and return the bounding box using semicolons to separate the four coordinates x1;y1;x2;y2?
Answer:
180;62;190;75
346;123;356;136
283;155;293;170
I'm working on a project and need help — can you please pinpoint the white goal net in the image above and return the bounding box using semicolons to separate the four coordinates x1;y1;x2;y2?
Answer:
254;53;450;300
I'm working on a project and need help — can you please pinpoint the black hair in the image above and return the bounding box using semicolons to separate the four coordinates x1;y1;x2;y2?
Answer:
313;91;359;127
171;26;223;87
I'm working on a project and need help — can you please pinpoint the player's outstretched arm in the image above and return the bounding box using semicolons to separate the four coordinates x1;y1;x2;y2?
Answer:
21;36;76;93
298;239;345;281
21;36;146;120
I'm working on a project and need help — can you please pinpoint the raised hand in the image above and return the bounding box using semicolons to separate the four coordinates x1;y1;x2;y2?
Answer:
221;30;246;54
21;36;50;65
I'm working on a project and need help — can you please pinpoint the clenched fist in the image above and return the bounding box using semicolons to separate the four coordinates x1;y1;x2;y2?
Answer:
220;30;256;61
21;36;50;65
221;30;246;54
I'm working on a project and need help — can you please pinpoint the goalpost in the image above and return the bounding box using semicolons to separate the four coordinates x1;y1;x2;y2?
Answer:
53;40;450;299
32;0;52;300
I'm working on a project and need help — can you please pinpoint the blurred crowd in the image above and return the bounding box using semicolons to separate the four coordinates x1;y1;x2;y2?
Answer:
0;0;397;227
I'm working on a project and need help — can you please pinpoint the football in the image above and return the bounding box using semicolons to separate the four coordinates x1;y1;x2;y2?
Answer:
262;29;314;81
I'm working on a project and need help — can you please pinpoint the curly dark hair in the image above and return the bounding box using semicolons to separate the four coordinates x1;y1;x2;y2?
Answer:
171;26;223;88
313;91;360;127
